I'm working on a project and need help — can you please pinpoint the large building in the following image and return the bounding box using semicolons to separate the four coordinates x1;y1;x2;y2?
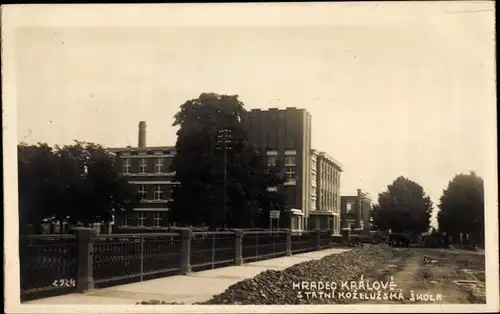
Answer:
112;108;341;232
108;121;177;227
241;107;312;231
309;150;343;234
340;189;372;232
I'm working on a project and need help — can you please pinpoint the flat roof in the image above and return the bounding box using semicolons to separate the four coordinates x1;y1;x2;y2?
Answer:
107;146;175;152
317;151;344;171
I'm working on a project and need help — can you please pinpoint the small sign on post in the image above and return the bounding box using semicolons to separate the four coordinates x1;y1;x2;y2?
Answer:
269;210;280;230
269;210;280;219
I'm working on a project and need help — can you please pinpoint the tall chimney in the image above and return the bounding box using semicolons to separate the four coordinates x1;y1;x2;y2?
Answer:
138;121;146;148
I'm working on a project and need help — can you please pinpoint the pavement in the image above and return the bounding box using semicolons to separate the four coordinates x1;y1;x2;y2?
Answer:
25;248;350;305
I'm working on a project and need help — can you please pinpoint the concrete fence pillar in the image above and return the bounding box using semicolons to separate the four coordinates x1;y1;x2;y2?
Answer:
177;228;192;275
233;229;244;266
74;227;96;292
315;229;321;250
286;229;292;256
341;228;350;244
327;230;333;248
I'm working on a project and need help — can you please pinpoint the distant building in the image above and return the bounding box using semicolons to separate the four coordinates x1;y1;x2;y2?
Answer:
341;189;372;232
241;107;312;231
108;121;177;227
309;149;343;234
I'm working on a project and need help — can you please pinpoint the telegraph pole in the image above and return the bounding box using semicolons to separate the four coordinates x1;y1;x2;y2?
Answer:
216;128;231;228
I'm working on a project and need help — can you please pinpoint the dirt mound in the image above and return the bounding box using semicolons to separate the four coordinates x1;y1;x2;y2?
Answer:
202;244;397;305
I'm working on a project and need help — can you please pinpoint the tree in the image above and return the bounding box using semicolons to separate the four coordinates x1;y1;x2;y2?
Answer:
18;141;140;232
371;176;432;235
169;92;287;229
437;171;484;245
18;142;61;233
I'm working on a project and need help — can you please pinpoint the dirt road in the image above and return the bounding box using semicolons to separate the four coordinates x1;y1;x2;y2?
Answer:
341;248;486;304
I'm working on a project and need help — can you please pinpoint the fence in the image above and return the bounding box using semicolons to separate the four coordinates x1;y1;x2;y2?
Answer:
20;228;333;301
19;234;79;301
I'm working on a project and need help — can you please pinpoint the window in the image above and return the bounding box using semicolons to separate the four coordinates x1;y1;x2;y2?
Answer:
285;166;296;180
154;185;164;200
155;158;164;173
137;212;145;227
139;158;147;174
347;201;355;214
139;185;147;200
123;158;131;174
284;155;296;180
268;156;277;166
122;214;129;226
153;212;162;227
284;155;296;166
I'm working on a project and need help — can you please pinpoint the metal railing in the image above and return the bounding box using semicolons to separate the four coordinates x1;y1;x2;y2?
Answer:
291;231;317;254
20;234;78;301
93;233;181;288
319;230;332;249
190;232;236;271
20;228;334;302
242;231;288;262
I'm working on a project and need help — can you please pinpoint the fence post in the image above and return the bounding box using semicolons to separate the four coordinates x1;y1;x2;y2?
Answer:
75;227;96;293
327;229;333;248
341;228;350;244
140;235;144;281
178;228;192;275
315;229;321;250
286;229;292;256
234;229;244;266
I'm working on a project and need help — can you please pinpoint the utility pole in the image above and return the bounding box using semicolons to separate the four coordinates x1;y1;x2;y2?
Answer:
216;128;231;228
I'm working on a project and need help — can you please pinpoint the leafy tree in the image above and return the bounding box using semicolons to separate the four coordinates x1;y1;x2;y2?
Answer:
169;93;287;229
437;171;484;245
371;176;432;235
18;141;139;232
18;143;61;233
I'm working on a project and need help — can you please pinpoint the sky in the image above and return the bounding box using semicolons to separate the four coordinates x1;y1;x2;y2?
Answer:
12;2;496;227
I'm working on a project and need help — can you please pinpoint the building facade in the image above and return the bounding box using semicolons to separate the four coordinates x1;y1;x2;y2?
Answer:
108;121;177;227
340;189;372;233
241;107;312;231
309;149;343;234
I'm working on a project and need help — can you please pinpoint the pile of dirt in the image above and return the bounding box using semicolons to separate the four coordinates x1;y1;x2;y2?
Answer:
202;244;397;305
136;300;185;305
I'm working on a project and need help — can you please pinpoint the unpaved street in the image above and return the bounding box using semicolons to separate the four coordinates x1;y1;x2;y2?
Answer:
341;248;486;304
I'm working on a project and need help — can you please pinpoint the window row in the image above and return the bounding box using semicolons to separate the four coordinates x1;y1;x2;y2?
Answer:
122;211;164;227
319;191;339;209
267;155;296;167
320;167;340;186
137;184;172;200
122;157;172;174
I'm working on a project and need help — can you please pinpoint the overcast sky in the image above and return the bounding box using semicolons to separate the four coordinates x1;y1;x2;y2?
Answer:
12;2;496;227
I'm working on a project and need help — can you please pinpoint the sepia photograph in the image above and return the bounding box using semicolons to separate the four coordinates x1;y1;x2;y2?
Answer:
2;2;498;313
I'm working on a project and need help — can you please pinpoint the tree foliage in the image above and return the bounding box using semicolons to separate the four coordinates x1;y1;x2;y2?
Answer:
18;141;139;232
169;93;287;229
371;176;432;235
437;171;484;243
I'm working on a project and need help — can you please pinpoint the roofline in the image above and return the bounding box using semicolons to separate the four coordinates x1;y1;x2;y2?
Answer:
317;151;344;171
248;107;309;112
107;146;176;152
341;194;373;202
